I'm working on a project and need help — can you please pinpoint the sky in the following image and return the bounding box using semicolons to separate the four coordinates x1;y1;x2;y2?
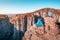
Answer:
0;0;60;14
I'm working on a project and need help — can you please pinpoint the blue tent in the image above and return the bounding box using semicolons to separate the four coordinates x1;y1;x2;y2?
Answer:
35;18;44;27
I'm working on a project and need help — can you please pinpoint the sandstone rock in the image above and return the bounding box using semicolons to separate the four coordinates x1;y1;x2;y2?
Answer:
9;8;60;40
23;25;60;40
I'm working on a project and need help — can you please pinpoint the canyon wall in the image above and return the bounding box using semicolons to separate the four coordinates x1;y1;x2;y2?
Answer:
9;8;60;40
0;15;14;40
10;8;60;33
0;8;60;40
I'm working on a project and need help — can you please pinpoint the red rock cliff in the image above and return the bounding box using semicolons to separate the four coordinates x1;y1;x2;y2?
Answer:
10;8;60;32
10;8;60;40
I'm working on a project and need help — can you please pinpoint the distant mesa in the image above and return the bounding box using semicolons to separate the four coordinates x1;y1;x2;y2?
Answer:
0;14;8;19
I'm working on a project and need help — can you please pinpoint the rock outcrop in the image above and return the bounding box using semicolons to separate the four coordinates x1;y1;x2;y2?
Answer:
23;16;60;40
23;26;60;40
9;8;60;40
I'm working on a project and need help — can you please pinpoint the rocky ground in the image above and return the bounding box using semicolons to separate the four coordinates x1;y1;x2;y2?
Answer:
23;26;60;40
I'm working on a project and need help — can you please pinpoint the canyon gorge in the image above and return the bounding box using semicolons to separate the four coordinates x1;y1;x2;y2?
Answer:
0;8;60;40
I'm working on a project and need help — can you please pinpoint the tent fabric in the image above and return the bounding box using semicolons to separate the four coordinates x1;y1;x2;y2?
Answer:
35;18;44;27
